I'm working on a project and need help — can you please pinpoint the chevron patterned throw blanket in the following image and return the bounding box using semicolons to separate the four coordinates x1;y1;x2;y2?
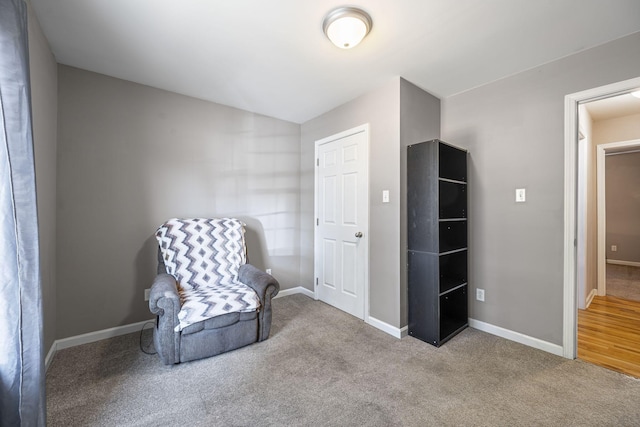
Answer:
156;218;260;331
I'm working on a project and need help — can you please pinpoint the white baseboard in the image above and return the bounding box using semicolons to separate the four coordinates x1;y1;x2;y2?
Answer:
45;341;57;371
45;319;155;371
607;259;640;268
367;316;407;339
469;318;564;357
586;288;598;308
274;286;315;299
56;319;155;350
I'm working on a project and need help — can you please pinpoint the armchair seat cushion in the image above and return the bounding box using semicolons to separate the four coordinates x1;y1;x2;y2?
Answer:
176;281;260;331
181;310;257;336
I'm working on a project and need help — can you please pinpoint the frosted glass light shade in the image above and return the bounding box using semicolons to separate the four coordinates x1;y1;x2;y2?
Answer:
323;7;372;49
631;90;640;99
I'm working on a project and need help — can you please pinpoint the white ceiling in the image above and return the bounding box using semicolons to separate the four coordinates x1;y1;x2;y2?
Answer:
31;0;640;124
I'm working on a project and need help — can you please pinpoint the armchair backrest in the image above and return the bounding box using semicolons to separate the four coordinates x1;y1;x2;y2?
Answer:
155;218;247;290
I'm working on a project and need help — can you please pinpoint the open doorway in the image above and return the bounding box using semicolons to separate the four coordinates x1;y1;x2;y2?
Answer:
563;76;640;361
577;96;640;305
570;86;640;376
600;146;640;301
595;139;640;299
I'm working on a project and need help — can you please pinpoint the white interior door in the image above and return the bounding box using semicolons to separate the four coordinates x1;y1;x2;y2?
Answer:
315;125;369;320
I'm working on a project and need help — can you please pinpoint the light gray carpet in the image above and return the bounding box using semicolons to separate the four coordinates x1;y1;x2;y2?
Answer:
607;264;640;302
47;294;640;426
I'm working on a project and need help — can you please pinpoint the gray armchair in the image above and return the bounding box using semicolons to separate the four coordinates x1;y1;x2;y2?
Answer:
148;218;279;364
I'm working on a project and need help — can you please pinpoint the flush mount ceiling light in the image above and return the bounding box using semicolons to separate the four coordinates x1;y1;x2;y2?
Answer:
323;7;372;49
631;90;640;98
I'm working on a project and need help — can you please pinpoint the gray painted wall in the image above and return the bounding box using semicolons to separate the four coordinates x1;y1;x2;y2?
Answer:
606;151;640;263
300;77;440;329
300;77;401;327
399;79;441;326
57;66;300;338
441;31;640;345
28;1;58;353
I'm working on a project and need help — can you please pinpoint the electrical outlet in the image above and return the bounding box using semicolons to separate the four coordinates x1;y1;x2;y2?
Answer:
476;288;485;302
266;268;272;275
611;245;617;252
144;288;151;301
515;188;526;202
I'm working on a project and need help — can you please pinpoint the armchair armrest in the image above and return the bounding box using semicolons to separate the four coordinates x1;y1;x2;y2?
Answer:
149;273;180;315
238;264;279;341
149;273;181;364
238;263;280;303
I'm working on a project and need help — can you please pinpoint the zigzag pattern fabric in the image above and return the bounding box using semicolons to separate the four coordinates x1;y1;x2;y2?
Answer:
156;218;260;331
156;218;247;290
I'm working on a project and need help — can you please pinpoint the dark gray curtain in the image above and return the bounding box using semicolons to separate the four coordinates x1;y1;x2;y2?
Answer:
0;0;46;425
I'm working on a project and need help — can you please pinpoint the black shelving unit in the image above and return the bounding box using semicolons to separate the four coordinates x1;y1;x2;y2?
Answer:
407;139;468;346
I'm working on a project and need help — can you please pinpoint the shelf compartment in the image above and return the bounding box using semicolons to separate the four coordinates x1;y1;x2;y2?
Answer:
439;250;468;294
439;180;466;219
439;284;468;342
439;143;467;182
439;220;467;253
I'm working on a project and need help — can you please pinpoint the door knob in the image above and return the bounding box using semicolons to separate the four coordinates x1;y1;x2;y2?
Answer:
355;232;363;238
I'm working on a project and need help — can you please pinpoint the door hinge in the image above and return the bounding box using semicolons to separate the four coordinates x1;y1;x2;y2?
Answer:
316;218;319;226
316;278;318;286
316;158;319;166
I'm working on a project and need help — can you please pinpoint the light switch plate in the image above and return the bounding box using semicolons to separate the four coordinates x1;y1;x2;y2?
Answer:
382;190;390;203
515;188;526;202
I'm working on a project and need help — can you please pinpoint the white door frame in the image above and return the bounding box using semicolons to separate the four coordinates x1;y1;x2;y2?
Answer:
314;123;370;323
576;122;588;310
563;76;640;359
596;139;640;296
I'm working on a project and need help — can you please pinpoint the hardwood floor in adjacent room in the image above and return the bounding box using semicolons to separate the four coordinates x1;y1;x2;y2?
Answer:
578;295;640;378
